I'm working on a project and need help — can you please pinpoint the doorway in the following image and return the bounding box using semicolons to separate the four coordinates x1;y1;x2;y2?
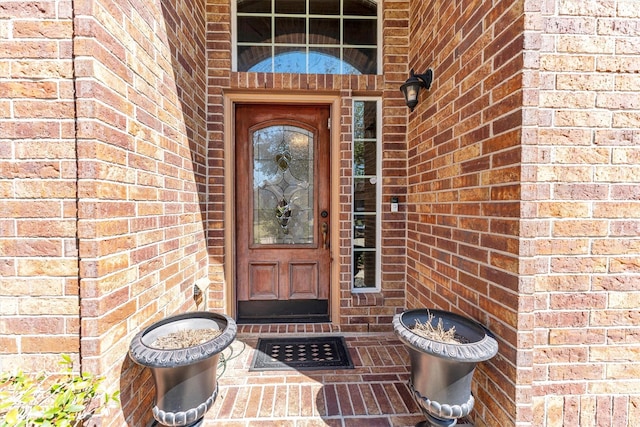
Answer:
235;104;331;323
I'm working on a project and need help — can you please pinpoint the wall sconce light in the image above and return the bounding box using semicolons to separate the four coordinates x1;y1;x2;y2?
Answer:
400;68;434;112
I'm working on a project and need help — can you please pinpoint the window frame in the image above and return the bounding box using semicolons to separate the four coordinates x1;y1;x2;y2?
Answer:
351;97;381;293
232;0;382;75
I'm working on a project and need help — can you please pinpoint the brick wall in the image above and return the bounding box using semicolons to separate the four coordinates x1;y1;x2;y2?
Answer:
523;0;640;425
204;0;231;311
0;0;210;421
3;0;637;425
378;0;412;331
73;0;210;425
405;0;525;425
1;0;408;421
0;1;79;372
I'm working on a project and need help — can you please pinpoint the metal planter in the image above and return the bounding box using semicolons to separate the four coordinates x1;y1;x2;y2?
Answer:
129;311;237;427
393;309;498;427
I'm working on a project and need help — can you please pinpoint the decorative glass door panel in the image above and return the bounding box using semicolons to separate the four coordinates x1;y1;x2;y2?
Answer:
253;125;314;245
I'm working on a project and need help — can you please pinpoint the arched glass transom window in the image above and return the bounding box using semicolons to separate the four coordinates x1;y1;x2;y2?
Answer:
235;0;378;74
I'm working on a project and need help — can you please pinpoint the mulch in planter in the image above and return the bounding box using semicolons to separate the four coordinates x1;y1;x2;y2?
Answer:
151;328;222;349
250;336;354;371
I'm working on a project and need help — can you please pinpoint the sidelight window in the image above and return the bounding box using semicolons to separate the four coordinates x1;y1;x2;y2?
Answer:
352;99;380;291
234;0;379;74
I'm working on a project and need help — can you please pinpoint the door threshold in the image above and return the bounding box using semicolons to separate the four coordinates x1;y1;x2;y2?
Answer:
237;314;330;324
237;299;329;324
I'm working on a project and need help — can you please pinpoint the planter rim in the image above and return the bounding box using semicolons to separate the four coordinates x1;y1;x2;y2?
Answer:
393;308;498;363
129;311;237;368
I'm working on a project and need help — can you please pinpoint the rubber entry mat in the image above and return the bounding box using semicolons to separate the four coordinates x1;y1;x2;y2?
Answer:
250;336;354;371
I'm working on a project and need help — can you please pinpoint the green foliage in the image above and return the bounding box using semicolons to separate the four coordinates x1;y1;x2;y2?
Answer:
0;354;119;427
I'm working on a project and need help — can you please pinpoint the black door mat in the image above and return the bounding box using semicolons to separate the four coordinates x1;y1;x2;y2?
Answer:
250;336;354;371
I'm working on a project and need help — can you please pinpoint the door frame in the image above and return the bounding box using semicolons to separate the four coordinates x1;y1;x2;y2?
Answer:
223;92;342;324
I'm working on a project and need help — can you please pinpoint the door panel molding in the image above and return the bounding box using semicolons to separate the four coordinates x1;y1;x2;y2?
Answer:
289;261;319;299
248;262;279;300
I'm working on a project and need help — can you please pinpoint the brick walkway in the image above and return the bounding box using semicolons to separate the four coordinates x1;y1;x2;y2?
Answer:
201;324;426;427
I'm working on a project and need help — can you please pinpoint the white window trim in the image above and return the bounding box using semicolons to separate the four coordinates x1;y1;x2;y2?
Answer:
231;0;381;74
376;0;381;75
231;0;238;72
351;97;381;293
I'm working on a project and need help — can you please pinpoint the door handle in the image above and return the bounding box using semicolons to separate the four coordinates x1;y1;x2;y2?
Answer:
321;222;328;249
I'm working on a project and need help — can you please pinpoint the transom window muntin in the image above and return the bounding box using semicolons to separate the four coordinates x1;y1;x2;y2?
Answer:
235;0;378;74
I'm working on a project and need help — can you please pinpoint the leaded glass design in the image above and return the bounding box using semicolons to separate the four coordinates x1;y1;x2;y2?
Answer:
236;0;378;74
253;125;315;245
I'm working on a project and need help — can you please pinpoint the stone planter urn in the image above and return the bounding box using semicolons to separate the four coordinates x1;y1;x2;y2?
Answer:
393;308;498;427
129;311;237;427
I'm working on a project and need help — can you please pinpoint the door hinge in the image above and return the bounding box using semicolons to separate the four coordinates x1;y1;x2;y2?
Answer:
328;117;331;129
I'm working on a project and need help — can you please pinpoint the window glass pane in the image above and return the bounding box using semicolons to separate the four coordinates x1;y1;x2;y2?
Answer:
308;47;342;74
353;140;365;176
240;45;272;72
310;0;340;15
343;19;376;45
275;0;305;14
354;250;376;288
353;140;377;176
354;101;377;139
344;48;376;74
274;47;306;73
237;16;272;43
353;214;376;248
354;177;376;212
309;18;340;45
344;0;377;16
275;17;306;44
238;0;271;13
341;60;360;75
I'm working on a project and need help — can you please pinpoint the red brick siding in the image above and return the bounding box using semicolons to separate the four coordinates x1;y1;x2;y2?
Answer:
73;0;210;425
405;0;525;425
524;0;640;425
1;1;637;426
204;0;231;310
1;0;409;420
0;0;79;372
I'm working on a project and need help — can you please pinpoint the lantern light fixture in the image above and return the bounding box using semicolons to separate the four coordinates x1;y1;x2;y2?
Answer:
400;68;434;112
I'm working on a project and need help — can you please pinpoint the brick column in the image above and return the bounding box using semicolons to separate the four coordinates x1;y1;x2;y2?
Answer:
525;0;640;425
0;0;79;372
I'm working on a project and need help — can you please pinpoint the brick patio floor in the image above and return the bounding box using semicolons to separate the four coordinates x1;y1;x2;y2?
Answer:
200;324;451;427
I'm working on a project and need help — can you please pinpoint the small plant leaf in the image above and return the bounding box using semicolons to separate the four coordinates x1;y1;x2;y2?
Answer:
5;408;20;424
69;404;85;413
0;355;117;426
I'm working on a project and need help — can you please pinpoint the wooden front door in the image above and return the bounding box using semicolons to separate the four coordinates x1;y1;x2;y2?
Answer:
235;104;331;322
